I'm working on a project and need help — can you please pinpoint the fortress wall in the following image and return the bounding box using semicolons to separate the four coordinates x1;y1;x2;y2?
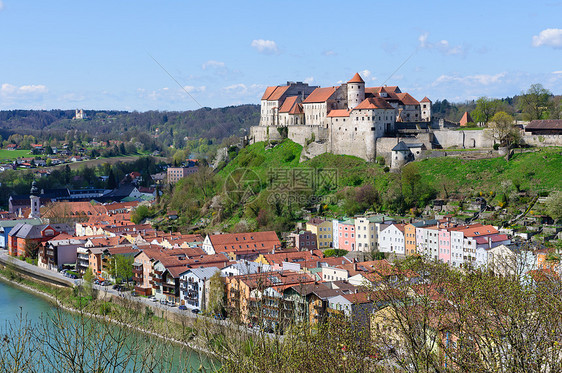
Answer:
432;129;493;149
375;137;400;164
330;122;378;162
287;125;328;145
523;134;562;146
250;126;283;143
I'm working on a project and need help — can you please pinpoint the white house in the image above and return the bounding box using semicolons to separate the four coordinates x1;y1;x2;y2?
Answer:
179;267;220;311
378;224;406;256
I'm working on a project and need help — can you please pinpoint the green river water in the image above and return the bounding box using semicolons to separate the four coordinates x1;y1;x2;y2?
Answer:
0;279;219;372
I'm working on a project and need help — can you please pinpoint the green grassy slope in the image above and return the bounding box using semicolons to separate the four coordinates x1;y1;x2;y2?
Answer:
414;147;562;196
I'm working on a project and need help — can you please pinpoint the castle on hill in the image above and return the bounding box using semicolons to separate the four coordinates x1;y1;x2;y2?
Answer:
250;72;433;163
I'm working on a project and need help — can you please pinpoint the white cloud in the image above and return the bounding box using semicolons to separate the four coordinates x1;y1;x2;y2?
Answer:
418;33;429;48
418;32;466;56
432;72;507;87
359;69;376;81
532;28;562;48
0;1;4;11
304;77;314;84
1;83;48;98
202;60;225;70
251;39;278;54
553;70;562;74
323;50;337;56
183;85;206;93
222;83;265;99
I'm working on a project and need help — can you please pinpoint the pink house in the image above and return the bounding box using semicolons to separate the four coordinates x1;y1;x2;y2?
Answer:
338;219;355;251
438;229;451;264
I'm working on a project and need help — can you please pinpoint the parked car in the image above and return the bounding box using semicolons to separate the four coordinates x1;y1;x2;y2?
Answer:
191;308;200;314
214;314;226;320
151;297;158;302
178;305;187;310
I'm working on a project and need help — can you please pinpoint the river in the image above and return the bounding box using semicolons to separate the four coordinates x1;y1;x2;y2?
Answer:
0;279;218;372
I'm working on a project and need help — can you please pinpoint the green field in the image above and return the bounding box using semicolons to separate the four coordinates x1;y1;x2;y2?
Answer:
0;149;32;161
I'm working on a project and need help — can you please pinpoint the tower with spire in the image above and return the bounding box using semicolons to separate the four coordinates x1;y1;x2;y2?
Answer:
28;181;41;219
347;72;365;110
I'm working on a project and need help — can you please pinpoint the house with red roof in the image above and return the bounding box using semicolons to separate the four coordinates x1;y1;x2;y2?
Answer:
201;231;281;260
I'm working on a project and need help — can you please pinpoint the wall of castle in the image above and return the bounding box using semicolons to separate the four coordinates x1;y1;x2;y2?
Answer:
522;134;562;146
432;129;493;149
287;125;329;145
330;119;378;162
250;125;284;143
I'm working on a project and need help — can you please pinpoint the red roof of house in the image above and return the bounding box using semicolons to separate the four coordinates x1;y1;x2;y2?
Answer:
268;86;290;101
526;120;562;130
354;97;394;110
279;96;299;113
348;73;365;83
261;86;277;100
303;87;337;103
209;231;280;253
327;109;351;117
396;92;419;105
289;103;304;115
421;96;432;103
460;111;473;126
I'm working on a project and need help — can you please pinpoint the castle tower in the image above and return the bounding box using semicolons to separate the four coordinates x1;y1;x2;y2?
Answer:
347;73;365;109
28;181;40;219
420;97;432;122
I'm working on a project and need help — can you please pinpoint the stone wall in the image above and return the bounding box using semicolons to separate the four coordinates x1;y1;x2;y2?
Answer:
432;129;493;149
523;134;562;146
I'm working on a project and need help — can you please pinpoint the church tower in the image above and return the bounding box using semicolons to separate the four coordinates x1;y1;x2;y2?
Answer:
347;72;365;109
28;181;41;219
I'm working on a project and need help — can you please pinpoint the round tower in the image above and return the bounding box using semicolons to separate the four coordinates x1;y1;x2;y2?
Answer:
347;72;365;109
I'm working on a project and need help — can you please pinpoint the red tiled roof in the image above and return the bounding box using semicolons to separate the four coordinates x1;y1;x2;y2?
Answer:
268;86;290;101
348;73;365;83
526;120;562;130
303;87;337;103
289;103;303;115
365;86;400;94
209;231;280;253
421;96;432;103
327;109;350;117
460;112;473;126
261;86;277;100
279;96;299;113
354;97;394;110
396;92;419;105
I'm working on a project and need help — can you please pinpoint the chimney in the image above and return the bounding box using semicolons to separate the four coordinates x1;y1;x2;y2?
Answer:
437;221;440;229
488;237;492;248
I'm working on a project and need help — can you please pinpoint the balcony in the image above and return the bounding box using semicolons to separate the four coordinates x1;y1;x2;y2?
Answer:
132;268;142;275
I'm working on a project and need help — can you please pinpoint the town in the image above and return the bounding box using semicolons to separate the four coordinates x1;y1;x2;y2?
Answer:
2;177;560;340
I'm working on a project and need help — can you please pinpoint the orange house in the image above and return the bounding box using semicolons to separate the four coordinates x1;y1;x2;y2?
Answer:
8;223;73;257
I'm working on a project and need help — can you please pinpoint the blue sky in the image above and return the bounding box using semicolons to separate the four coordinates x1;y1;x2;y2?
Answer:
0;0;561;111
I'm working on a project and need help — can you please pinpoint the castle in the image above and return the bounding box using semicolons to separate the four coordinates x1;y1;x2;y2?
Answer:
250;72;433;165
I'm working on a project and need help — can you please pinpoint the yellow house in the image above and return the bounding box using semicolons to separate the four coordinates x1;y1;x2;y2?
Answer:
306;217;333;249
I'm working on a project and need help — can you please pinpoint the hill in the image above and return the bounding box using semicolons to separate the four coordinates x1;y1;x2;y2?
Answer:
0;105;260;150
160;140;562;233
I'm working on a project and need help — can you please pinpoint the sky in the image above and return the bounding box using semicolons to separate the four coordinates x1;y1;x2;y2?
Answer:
0;0;561;111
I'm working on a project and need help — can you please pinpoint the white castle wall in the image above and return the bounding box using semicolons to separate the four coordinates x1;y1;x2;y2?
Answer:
432;129;493;149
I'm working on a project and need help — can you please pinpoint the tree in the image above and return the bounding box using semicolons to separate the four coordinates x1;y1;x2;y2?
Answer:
471;97;502;124
207;272;226;316
488;111;518;147
24;241;40;259
547;191;562;221
106;255;134;284
518;83;552;120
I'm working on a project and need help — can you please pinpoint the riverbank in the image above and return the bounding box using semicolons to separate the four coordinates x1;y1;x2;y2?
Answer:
0;263;220;363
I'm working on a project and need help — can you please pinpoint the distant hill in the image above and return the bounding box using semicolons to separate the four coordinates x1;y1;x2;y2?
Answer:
0;105;260;148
